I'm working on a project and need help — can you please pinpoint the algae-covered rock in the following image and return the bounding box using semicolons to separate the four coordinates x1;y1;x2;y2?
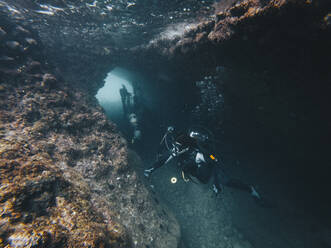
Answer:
0;76;181;247
0;16;181;247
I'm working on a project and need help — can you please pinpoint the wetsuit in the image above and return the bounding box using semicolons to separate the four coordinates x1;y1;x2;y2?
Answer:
144;129;261;199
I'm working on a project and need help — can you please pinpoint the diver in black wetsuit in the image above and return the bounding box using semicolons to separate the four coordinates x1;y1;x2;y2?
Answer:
119;84;142;144
119;85;131;116
144;126;264;203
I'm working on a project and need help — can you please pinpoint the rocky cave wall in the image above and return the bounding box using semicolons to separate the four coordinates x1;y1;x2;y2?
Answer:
0;15;181;248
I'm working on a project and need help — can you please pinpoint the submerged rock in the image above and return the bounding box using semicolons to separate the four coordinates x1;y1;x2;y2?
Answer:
26;61;41;74
6;41;20;49
25;38;37;45
0;15;181;248
0;74;181;247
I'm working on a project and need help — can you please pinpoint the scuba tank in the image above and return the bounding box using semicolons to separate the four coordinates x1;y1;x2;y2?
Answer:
188;125;220;162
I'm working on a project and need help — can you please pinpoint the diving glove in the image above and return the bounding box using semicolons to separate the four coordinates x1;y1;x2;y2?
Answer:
212;184;219;194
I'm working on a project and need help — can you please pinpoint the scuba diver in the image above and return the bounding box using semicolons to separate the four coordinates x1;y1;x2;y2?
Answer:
119;84;131;116
119;84;142;144
144;126;267;205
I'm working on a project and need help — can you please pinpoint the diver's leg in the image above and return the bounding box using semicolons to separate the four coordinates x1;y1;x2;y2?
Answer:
212;166;224;195
216;168;273;207
225;178;251;192
225;178;262;200
212;166;261;198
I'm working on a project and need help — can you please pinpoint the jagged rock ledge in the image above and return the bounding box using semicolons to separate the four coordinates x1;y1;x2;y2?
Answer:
123;0;331;83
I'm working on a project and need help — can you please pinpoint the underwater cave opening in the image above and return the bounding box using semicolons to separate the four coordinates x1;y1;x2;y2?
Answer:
95;66;185;157
96;67;134;127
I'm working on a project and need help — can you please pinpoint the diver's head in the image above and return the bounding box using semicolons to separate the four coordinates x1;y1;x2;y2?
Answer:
167;126;174;133
129;113;137;123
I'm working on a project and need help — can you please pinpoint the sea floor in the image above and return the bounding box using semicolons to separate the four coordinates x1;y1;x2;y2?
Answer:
140;155;329;248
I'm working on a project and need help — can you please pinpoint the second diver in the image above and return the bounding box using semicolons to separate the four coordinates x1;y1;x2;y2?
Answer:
144;126;268;206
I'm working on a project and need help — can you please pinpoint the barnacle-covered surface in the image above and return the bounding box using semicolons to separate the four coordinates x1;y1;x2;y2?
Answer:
0;16;180;248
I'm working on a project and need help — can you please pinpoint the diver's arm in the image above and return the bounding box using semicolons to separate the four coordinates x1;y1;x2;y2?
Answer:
176;147;189;156
144;145;189;177
144;151;174;177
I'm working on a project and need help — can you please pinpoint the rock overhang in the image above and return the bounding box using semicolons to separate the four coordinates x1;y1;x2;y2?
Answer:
0;0;217;87
2;0;330;93
124;0;331;85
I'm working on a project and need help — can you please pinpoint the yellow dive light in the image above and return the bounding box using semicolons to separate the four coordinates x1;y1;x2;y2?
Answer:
210;154;216;160
171;177;177;184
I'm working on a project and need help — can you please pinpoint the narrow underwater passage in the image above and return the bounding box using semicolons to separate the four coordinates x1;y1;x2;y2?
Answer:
97;65;331;248
96;68;134;127
1;0;331;247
